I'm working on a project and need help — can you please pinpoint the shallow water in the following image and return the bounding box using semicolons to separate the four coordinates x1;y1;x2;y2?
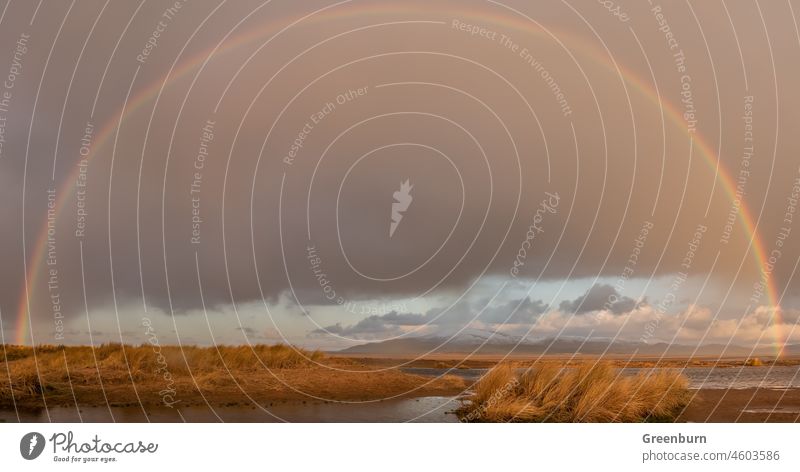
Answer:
5;366;798;422
403;365;800;389
0;396;460;423
631;366;800;389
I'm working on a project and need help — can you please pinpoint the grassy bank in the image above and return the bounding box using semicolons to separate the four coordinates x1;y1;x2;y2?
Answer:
457;362;689;422
0;344;465;409
1;343;324;371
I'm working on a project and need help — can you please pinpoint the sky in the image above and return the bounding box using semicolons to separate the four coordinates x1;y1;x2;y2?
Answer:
1;0;800;352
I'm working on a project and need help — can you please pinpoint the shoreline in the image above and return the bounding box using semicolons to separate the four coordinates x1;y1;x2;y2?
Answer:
4;387;798;422
0;365;468;411
3;345;799;421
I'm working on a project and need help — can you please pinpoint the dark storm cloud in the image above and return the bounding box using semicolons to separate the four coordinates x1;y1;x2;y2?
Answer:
236;326;258;336
478;297;548;323
559;284;641;315
2;0;800;344
310;309;432;337
310;296;547;338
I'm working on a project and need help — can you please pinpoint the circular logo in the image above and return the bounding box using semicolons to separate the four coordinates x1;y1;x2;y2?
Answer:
20;432;45;460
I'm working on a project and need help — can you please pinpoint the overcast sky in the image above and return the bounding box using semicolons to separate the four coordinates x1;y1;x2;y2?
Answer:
1;0;800;351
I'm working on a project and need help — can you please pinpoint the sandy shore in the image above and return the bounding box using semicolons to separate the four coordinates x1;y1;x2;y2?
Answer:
1;365;468;410
3;346;799;421
7;369;799;422
0;345;468;411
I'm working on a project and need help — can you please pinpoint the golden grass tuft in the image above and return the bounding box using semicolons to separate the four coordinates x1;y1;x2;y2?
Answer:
457;362;689;422
2;343;323;371
0;343;324;403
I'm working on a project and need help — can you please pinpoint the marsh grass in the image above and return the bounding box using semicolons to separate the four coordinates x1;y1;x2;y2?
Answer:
2;343;322;368
457;362;689;422
0;343;324;402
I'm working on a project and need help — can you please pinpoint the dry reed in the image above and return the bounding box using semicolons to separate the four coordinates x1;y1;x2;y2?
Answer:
457;362;689;422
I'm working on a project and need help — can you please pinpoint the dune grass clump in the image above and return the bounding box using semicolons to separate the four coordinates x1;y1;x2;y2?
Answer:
2;343;323;372
457;362;689;422
0;343;325;403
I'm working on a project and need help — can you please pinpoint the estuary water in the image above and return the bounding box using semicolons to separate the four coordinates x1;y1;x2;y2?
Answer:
402;365;800;389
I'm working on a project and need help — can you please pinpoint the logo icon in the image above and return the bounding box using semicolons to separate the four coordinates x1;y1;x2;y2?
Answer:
20;432;45;460
390;179;413;238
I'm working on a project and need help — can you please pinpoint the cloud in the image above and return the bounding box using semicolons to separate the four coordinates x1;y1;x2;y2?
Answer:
377;311;429;326
236;326;258;336
309;308;436;338
559;284;641;315
309;297;548;339
5;0;800;348
478;297;548;324
523;303;800;347
235;325;291;341
312;319;400;338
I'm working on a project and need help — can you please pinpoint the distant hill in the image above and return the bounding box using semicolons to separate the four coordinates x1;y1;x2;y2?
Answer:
337;332;799;358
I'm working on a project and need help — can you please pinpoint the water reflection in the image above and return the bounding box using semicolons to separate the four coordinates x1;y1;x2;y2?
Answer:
0;396;461;423
402;365;800;389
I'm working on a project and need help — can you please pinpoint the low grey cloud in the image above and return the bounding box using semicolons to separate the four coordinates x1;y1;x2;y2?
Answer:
312;317;403;338
477;297;549;324
2;0;797;349
236;326;258;336
559;284;641;316
310;296;548;338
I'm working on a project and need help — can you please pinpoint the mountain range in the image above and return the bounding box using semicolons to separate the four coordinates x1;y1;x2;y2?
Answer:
337;330;798;358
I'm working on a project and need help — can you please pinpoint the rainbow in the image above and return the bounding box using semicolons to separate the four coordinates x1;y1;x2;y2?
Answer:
14;2;782;353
